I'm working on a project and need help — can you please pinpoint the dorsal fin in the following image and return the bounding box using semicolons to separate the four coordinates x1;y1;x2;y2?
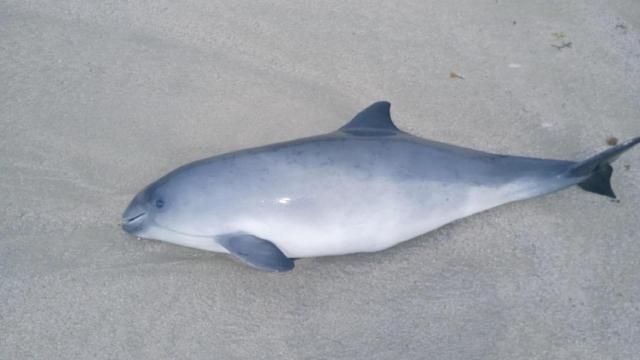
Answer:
340;101;400;135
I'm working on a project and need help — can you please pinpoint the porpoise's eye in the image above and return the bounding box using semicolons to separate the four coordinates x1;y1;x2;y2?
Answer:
155;199;164;209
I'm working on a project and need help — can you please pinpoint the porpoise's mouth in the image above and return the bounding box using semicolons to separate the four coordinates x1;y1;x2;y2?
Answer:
121;212;147;234
125;212;146;223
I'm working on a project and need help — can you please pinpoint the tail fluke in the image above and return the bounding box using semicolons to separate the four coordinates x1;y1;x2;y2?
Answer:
577;163;615;198
567;137;640;199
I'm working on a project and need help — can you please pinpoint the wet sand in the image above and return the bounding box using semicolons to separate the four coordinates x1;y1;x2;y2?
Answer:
2;1;640;359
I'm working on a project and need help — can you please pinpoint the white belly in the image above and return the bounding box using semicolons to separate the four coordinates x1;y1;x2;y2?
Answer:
228;179;538;258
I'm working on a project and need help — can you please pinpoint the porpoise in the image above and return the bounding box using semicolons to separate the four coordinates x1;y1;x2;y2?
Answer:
122;102;639;271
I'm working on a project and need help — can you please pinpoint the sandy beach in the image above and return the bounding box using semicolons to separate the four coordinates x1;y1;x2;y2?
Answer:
2;0;640;358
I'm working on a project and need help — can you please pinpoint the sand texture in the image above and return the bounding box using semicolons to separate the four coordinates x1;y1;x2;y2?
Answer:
2;1;640;359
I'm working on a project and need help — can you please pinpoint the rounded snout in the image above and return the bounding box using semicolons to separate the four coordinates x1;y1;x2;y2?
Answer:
122;193;147;234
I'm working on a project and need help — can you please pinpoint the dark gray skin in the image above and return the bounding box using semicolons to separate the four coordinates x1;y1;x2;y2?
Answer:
122;102;639;271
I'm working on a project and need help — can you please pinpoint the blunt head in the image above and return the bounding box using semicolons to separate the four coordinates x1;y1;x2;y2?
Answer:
121;175;173;237
120;167;205;241
121;158;233;248
121;164;231;253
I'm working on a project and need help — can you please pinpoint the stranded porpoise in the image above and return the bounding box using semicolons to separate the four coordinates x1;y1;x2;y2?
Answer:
122;102;639;271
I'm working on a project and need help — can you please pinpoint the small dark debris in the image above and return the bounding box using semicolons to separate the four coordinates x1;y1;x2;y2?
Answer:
512;21;517;25
449;72;464;80
624;164;631;171
611;198;621;204
551;41;572;50
606;137;619;146
615;24;628;34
